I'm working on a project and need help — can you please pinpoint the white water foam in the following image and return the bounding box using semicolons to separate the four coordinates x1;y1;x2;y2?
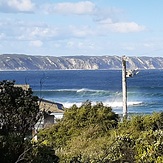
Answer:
76;88;109;93
61;101;143;108
76;88;88;93
104;101;143;108
62;102;83;108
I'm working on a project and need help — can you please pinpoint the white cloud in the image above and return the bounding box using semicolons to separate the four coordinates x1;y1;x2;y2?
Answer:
99;20;145;33
0;0;35;13
30;40;43;47
111;22;145;33
14;23;60;41
4;21;94;41
66;40;95;51
29;27;59;38
43;1;96;15
69;25;95;38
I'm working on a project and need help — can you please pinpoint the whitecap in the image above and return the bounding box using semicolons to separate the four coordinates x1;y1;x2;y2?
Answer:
103;101;143;108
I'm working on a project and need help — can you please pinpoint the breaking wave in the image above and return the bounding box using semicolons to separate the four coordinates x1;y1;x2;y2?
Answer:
61;101;143;109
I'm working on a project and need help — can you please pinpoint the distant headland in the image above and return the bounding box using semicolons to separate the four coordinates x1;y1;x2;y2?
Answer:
0;54;163;70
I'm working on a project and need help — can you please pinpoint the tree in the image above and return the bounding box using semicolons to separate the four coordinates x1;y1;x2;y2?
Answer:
62;101;119;132
0;80;58;163
38;101;119;162
38;102;163;163
24;144;59;163
0;80;40;136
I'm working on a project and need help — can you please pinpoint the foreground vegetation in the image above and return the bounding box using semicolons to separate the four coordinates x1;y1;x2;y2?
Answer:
39;101;163;163
0;80;58;163
0;80;162;162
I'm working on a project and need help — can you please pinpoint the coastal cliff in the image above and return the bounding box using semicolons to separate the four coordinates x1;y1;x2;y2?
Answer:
0;54;163;70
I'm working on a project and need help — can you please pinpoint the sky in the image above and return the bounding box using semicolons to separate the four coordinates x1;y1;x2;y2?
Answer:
0;0;163;57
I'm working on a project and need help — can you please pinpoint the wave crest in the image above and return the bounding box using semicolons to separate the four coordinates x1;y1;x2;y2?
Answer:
62;101;143;108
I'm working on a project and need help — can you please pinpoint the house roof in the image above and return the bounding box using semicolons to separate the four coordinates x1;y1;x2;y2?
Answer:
39;99;64;113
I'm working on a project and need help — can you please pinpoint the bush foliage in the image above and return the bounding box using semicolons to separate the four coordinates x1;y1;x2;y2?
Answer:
38;101;163;163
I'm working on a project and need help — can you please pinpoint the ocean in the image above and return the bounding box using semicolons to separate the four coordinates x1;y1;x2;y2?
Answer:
0;70;163;114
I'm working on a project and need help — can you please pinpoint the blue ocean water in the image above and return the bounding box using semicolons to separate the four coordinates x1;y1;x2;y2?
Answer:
0;70;163;114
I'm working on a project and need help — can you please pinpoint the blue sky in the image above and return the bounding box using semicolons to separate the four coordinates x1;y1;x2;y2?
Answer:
0;0;163;57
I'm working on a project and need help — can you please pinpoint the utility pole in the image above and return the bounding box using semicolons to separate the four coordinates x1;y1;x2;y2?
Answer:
122;56;127;118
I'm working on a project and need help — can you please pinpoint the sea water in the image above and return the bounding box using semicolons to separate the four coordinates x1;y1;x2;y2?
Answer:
0;70;163;114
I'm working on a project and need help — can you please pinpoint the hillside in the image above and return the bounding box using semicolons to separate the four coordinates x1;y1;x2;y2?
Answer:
0;54;163;70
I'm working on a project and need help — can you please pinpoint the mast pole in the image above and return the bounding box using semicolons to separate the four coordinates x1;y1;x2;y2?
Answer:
122;56;127;118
